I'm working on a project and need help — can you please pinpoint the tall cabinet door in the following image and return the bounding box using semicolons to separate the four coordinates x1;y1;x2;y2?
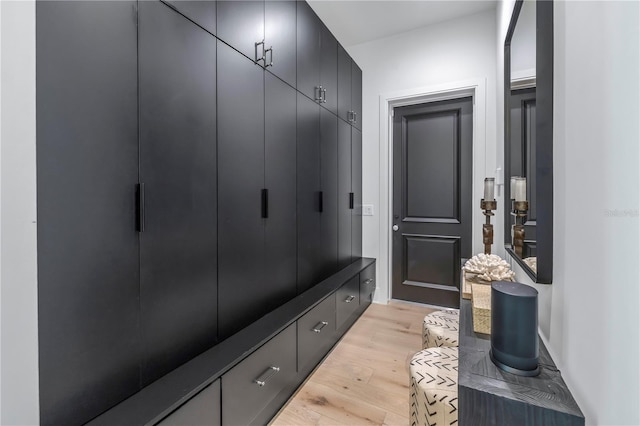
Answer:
351;62;363;130
337;119;353;268
265;0;297;87
139;1;218;385
337;44;352;124
217;42;267;340
319;24;338;114
351;128;363;258
264;73;298;313
217;0;264;61
37;2;140;425
319;108;338;279
296;1;321;102
297;93;322;293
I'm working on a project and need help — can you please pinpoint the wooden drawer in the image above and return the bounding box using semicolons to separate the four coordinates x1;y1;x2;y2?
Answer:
297;295;337;374
336;276;360;330
156;380;220;426
359;264;376;305
221;324;296;426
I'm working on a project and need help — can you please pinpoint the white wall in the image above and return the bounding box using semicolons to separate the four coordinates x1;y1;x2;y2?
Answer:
0;1;40;424
497;1;640;424
347;9;498;304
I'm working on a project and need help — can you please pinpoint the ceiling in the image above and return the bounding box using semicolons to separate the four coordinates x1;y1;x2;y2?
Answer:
308;0;497;48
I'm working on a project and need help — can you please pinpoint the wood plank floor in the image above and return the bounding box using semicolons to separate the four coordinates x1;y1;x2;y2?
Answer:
271;301;437;425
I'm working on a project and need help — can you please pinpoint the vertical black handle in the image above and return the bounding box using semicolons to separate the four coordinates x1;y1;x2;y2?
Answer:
261;188;269;218
136;183;145;232
349;192;354;210
319;191;324;213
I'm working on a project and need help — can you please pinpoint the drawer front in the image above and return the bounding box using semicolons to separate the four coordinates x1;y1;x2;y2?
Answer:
222;324;296;426
157;380;220;426
336;276;360;329
359;264;376;305
297;295;337;373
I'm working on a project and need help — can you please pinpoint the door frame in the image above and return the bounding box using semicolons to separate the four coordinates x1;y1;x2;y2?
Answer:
378;79;487;303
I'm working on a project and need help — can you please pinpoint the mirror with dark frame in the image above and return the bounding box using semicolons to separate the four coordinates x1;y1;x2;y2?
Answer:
504;0;553;283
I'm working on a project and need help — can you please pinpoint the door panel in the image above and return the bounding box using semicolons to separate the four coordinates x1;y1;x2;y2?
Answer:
139;1;218;384
337;119;352;268
351;62;362;130
165;0;216;34
217;42;266;340
265;72;297;311
351;128;363;259
265;0;296;87
36;2;140;424
296;1;320;101
217;0;264;61
297;93;322;293
392;97;472;307
337;44;352;124
319;108;338;280
319;24;338;114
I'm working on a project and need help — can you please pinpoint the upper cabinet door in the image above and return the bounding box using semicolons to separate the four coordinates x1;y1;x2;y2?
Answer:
296;1;321;101
319;24;337;114
337;44;352;124
265;0;296;87
217;0;264;62
36;2;140;424
138;1;218;386
165;0;217;34
351;61;363;130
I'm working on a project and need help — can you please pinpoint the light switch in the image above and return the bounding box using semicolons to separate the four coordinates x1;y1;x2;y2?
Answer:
362;204;374;216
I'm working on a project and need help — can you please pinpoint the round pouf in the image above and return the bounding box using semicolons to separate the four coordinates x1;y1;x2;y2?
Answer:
422;309;459;349
410;347;459;426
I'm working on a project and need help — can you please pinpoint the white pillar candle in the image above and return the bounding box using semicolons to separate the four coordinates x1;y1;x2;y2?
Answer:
510;176;518;200
514;177;527;202
484;178;495;201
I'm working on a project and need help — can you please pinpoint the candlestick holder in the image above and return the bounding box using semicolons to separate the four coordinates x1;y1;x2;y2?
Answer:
512;200;529;257
481;199;497;254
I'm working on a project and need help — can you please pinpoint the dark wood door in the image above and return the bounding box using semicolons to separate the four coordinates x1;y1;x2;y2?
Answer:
319;107;338;279
165;0;216;34
351;62;362;130
510;88;537;255
319;24;338;114
392;97;473;307
217;0;264;61
297;93;322;293
36;2;140;424
264;72;298;311
337;119;353;268
296;0;320;101
265;0;296;87
351;128;363;258
337;44;352;124
217;41;266;340
139;1;218;384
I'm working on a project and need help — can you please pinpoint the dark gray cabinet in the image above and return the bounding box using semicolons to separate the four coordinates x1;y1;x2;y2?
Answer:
319;108;339;280
352;128;363;258
217;0;264;61
297;295;337;375
265;0;297;86
222;324;297;425
337;121;362;268
164;0;216;34
138;1;218;385
351;62;363;130
320;24;338;114
156;380;221;426
336;276;360;331
337;44;362;129
359;264;376;305
36;2;140;425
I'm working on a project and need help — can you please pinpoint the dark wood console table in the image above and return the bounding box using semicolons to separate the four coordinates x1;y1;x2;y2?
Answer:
458;297;584;425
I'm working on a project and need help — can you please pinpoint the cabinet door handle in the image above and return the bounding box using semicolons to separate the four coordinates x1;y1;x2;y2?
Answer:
353;112;357;124
364;278;374;285
321;87;327;103
315;86;323;102
319;191;324;213
347;110;354;123
344;295;355;303
349;192;354;210
312;321;328;333
261;188;269;219
255;40;265;66
136;183;145;232
265;46;273;67
254;366;280;387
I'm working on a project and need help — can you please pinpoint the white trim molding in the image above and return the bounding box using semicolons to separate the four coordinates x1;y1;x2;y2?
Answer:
377;78;488;304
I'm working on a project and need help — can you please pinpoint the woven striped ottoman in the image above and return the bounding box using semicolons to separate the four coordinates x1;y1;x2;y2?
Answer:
422;309;459;349
410;346;459;426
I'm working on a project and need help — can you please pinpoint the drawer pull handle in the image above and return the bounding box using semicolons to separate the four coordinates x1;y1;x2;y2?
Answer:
254;366;280;387
345;295;355;303
364;279;374;285
312;321;329;333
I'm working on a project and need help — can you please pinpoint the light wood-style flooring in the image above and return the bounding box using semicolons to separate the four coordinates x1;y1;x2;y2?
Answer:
271;301;436;425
